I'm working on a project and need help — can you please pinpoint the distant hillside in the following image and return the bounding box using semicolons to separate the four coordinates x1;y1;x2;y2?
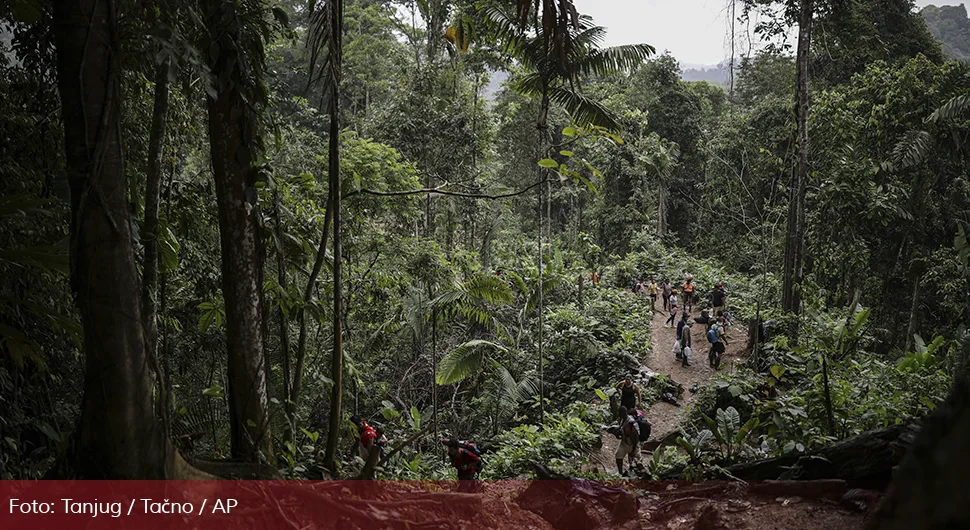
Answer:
921;4;970;61
681;63;731;88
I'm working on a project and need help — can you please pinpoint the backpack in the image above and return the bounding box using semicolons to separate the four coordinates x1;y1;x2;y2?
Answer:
637;417;652;442
621;417;639;445
707;327;719;344
458;441;484;472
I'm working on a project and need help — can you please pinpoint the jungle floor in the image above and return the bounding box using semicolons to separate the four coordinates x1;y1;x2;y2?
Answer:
590;294;748;474
568;292;869;529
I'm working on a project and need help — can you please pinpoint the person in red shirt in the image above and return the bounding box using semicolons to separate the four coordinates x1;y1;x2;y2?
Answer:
443;438;482;489
351;414;378;461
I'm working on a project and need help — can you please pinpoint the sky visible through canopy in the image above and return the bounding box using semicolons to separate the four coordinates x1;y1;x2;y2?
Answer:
573;0;942;66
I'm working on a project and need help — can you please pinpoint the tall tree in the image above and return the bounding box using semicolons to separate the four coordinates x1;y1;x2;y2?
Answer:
202;0;273;462
52;0;168;478
141;3;176;463
308;0;345;473
780;0;812;316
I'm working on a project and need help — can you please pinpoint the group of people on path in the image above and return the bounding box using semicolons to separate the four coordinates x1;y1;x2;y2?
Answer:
348;273;734;482
632;275;732;369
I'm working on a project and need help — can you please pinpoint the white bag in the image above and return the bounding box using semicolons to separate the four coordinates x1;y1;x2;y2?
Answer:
683;346;692;360
672;340;681;355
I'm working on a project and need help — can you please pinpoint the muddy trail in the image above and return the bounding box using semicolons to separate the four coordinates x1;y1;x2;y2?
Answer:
590;294;748;473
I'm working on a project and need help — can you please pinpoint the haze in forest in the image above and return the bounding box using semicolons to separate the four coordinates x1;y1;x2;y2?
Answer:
574;0;962;74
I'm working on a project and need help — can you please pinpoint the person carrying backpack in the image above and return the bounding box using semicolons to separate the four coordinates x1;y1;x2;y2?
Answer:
351;414;378;462
694;306;713;332
707;318;728;369
614;406;641;476
443;438;483;488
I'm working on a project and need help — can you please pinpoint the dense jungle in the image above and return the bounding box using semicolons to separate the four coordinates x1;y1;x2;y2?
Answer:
2;0;970;526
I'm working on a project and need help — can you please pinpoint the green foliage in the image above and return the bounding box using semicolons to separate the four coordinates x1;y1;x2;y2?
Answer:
484;402;605;478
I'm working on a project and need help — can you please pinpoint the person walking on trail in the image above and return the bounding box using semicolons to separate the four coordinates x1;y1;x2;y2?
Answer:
648;279;659;309
712;283;727;319
351;414;378;462
665;290;679;327
443;438;484;490
615;406;641;476
707;317;728;369
682;275;695;312
694;306;713;332
681;321;694;367
616;375;642;415
674;312;688;360
661;280;672;311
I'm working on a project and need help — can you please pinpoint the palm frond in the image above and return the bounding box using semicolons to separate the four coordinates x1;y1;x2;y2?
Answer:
436;340;506;385
401;285;430;339
546;85;622;131
926;94;970;125
484;360;538;418
891;130;932;169
572;44;656;78
512;75;622;130
464;273;514;305
482;6;526;56
507;271;529;298
306;0;340;104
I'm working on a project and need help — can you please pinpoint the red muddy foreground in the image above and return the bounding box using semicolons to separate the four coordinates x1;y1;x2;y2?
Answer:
0;479;869;529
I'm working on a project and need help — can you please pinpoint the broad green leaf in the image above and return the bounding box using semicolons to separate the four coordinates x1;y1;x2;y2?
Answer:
410;406;421;430
202;384;225;398
562;126;577;137
769;365;786;380
594;388;608;401
538;158;559;169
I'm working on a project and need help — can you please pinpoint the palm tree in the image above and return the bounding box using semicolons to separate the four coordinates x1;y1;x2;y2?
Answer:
486;7;652;423
487;9;655;132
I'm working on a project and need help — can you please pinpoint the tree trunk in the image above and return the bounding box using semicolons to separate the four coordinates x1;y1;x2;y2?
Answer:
52;0;168;478
142;58;170;357
142;55;172;470
203;0;271;462
724;421;918;481
781;0;812;317
657;185;668;236
904;277;920;351
323;0;345;473
867;377;970;529
286;202;333;446
275;187;293;446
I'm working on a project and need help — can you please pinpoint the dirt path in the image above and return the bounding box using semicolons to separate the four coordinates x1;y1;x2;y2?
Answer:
590;294;747;473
